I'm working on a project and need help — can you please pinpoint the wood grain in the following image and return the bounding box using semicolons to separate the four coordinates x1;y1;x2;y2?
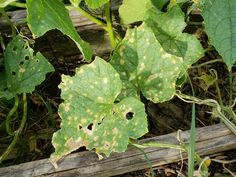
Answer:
0;124;235;177
0;1;122;33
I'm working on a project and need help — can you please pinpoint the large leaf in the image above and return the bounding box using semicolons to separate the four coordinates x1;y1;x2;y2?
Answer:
0;0;17;8
0;35;54;100
145;4;204;76
202;0;236;70
50;57;148;167
119;0;151;24
110;25;183;103
85;0;108;9
26;0;93;62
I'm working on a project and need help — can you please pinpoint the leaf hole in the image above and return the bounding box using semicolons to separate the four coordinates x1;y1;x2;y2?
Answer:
36;59;39;62
87;123;93;130
12;46;17;51
98;118;104;125
79;125;82;129
24;45;28;49
126;112;134;120
25;56;29;60
12;71;16;76
20;61;24;65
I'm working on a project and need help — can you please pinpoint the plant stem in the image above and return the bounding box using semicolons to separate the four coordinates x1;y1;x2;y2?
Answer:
176;92;236;135
17;93;27;133
0;94;27;163
104;2;116;49
229;71;233;105
0;33;5;50
0;8;16;37
0;130;18;163
131;143;155;177
5;96;19;136
71;6;108;31
130;140;184;150
130;139;209;175
191;59;223;69
8;2;26;8
215;80;224;107
188;75;196;177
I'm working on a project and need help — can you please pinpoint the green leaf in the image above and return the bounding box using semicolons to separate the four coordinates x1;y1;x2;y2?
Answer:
85;0;108;9
26;0;93;62
0;0;17;8
70;0;81;6
145;4;204;76
202;0;236;70
151;0;168;10
50;57;148;167
0;35;54;100
110;25;183;103
119;0;151;24
195;69;217;91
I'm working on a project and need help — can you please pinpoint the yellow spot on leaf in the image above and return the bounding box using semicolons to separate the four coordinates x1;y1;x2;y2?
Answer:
19;67;26;73
103;78;108;84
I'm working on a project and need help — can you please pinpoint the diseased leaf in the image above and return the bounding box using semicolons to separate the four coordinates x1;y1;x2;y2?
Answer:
202;0;236;70
0;0;17;8
110;25;183;103
85;0;108;9
119;0;151;24
145;4;204;76
195;69;217;91
26;0;93;62
50;57;148;167
0;35;54;100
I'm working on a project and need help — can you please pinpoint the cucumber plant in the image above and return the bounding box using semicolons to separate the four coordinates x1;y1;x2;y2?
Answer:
0;0;236;175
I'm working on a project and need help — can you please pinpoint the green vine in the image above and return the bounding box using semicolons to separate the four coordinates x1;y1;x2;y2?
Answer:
0;93;27;163
5;95;19;136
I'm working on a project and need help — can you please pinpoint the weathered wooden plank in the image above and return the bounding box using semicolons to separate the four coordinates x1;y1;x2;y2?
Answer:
0;124;235;177
0;1;122;33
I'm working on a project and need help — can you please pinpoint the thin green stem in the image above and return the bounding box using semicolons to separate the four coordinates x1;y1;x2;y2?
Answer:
104;2;116;49
71;6;108;31
0;34;5;50
0;130;18;163
191;59;223;69
0;94;27;163
0;8;16;37
229;71;233;105
36;93;56;128
5;96;19;136
188;75;196;177
131;138;209;175
17;93;27;133
176;92;236;135
215;80;224;107
179;140;209;175
130;140;184;150
8;2;26;8
130;143;155;177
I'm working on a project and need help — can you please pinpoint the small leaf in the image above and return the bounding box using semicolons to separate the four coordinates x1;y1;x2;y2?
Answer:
0;0;17;8
194;69;217;91
85;0;108;9
119;0;151;24
110;25;183;103
202;0;236;70
145;4;204;76
50;57;148;167
0;35;54;100
26;0;93;62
